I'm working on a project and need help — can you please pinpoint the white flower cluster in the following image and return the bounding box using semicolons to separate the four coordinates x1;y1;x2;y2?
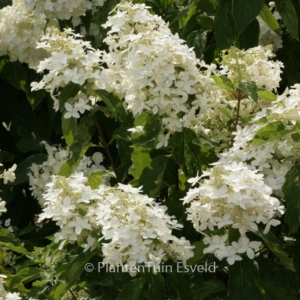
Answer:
268;84;300;125
28;142;106;206
63;91;97;119
0;0;56;68
190;88;234;146
0;274;37;300
190;46;282;147
183;162;283;264
220;46;283;91
97;1;214;145
217;124;292;193
40;174;193;275
0;200;6;217
24;0;107;20
31;27;102;115
258;2;282;51
0;164;16;185
0;159;17;217
217;84;300;194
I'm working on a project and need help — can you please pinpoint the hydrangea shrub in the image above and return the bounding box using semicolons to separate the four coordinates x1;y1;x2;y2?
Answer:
0;0;299;299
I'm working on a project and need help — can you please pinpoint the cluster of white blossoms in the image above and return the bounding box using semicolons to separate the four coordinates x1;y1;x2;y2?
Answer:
258;2;283;51
183;162;283;264
190;46;282;147
267;84;300;125
24;0;107;20
97;1;215;146
0;274;37;300
0;159;17;217
28;142;106;206
220;46;283;91
40;174;193;275
190;88;234;147
217;84;300;194
0;200;6;217
0;164;16;185
31;27;102;115
184;45;298;264
216;123;292;194
0;0;57;68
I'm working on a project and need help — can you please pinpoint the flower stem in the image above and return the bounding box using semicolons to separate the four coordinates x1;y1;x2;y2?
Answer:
234;89;242;129
93;113;121;182
69;288;78;300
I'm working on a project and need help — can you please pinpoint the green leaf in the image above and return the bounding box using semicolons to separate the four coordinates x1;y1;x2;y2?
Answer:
49;284;70;300
238;81;258;102
58;142;91;177
238;19;259;49
117;139;133;182
193;137;220;148
232;0;264;34
0;227;30;255
113;125;131;141
129;145;152;182
12;153;47;185
218;106;234;119
138;155;172;197
86;171;105;189
226;259;265;300
62;116;77;146
164;189;184;220
214;0;236;50
94;89;127;122
169;128;202;177
261;279;298;300
144;272;165;300
59;82;81;112
275;0;298;40
291;132;300;142
66;251;94;283
0;151;14;164
282;165;300;234
0;62;45;112
49;251;94;300
259;4;281;35
252;121;292;142
197;0;216;15
192;280;226;300
27;89;46;111
169;272;193;300
211;75;235;93
10;267;41;288
131;111;162;147
187;241;206;266
147;0;173;13
183;15;201;38
197;14;214;30
257;89;277;101
16;225;39;238
116;278;145;300
255;229;295;271
0;61;28;91
76;114;95;142
171;1;197;26
187;30;207;59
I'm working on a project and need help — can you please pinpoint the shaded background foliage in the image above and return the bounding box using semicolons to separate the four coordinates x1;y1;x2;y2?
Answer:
0;0;300;299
